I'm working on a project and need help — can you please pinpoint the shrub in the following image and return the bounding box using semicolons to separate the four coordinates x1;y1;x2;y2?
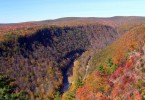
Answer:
64;89;76;100
75;79;84;88
54;91;61;100
97;58;117;74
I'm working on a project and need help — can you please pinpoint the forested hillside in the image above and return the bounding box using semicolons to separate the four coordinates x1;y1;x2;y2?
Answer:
69;24;145;100
0;24;118;99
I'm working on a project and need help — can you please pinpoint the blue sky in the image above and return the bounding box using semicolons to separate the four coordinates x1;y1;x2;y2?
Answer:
0;0;145;23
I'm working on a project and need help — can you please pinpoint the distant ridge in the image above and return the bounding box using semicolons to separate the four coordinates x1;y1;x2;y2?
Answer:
0;16;145;24
1;16;145;38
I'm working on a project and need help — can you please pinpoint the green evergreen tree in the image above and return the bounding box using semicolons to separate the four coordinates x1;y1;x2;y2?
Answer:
0;75;29;100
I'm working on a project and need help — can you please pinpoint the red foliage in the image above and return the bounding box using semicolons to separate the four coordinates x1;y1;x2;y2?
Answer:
111;67;123;79
135;91;142;100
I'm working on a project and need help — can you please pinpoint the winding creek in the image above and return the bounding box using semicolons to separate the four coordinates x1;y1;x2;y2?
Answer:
61;60;74;93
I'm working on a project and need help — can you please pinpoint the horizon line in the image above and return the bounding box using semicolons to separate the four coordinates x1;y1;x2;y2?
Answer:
1;16;145;24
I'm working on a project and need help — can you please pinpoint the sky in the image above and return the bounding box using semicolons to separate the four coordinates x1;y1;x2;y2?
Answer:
0;0;145;23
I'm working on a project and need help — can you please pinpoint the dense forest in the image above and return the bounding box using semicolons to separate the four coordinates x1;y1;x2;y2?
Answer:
0;24;118;99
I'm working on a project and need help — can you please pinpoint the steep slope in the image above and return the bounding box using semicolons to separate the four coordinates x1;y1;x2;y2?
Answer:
91;24;145;69
73;24;145;100
76;49;145;99
0;24;118;99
